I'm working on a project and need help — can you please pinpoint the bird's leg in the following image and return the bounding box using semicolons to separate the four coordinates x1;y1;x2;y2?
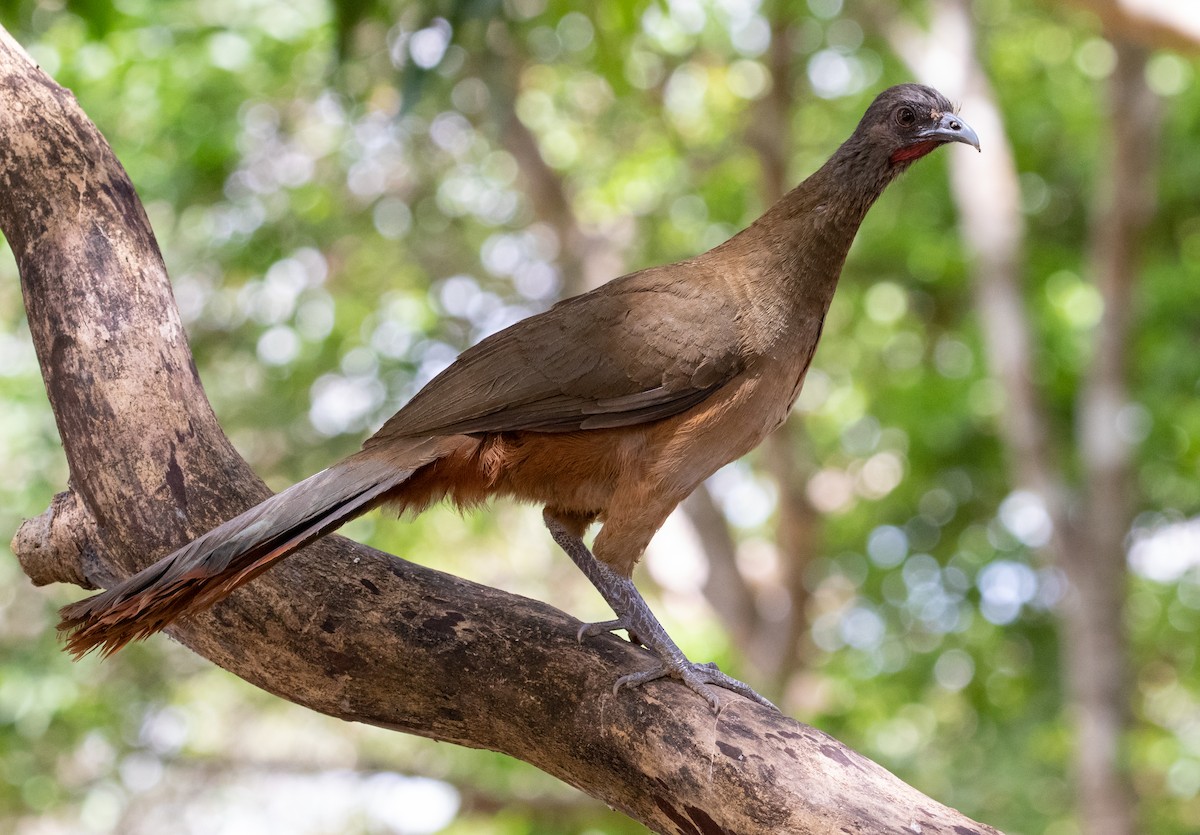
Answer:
544;512;775;712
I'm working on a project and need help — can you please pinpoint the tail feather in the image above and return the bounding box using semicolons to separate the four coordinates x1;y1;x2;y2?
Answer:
58;441;444;658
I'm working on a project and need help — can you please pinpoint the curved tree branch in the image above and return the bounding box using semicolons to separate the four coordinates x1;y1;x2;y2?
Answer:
1;26;998;835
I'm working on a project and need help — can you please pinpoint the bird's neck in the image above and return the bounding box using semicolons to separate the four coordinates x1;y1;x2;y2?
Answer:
722;133;901;313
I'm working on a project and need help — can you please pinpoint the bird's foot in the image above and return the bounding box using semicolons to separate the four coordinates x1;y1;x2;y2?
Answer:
545;512;776;713
614;658;776;713
576;617;772;711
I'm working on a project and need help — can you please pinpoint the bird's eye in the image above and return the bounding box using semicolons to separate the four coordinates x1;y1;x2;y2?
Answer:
895;106;917;128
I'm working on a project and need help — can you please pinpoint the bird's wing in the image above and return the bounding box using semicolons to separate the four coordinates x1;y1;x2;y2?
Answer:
368;266;745;440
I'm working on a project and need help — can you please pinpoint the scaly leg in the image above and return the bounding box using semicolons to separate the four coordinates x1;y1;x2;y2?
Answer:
544;511;775;712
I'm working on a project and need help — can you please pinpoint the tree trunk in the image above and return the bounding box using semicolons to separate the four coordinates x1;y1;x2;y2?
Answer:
747;6;824;693
1062;37;1159;835
0;25;1000;835
886;3;1163;833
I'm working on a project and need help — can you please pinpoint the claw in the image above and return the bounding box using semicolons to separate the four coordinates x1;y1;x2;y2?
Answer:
613;658;776;712
577;618;626;642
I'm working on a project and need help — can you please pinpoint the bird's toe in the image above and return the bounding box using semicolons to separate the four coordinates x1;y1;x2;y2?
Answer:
576;617;628;643
613;658;776;713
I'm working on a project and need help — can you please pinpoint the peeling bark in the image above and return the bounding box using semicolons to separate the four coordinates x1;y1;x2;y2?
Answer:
1;25;1000;835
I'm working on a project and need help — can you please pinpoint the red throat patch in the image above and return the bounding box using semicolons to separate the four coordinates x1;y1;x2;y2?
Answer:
890;140;941;164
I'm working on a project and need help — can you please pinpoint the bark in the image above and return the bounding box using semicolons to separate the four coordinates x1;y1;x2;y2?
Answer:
0;25;1000;835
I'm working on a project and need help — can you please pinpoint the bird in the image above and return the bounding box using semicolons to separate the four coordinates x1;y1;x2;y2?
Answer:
58;84;979;712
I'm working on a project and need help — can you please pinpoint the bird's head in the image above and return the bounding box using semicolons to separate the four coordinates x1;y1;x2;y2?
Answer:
856;84;980;168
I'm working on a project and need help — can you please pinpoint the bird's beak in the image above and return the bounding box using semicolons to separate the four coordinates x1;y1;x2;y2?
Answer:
918;112;981;151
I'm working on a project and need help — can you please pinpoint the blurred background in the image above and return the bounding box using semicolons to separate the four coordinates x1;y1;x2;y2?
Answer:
1;0;1199;832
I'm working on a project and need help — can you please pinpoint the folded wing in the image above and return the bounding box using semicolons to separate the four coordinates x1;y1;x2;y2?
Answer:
367;266;746;442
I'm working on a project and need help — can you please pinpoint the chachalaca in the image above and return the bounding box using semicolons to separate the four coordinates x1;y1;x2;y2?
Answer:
59;84;978;711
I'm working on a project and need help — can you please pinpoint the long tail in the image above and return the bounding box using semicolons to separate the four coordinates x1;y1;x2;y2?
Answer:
58;440;448;658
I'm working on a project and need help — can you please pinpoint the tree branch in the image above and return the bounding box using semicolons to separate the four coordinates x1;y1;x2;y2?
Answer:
1;25;999;835
485;38;629;297
12;491;96;588
1064;0;1200;53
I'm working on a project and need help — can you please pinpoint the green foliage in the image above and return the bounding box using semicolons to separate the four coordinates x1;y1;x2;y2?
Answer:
2;1;1200;833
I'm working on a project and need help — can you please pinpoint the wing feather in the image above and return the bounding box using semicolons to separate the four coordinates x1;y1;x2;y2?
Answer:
367;266;744;443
